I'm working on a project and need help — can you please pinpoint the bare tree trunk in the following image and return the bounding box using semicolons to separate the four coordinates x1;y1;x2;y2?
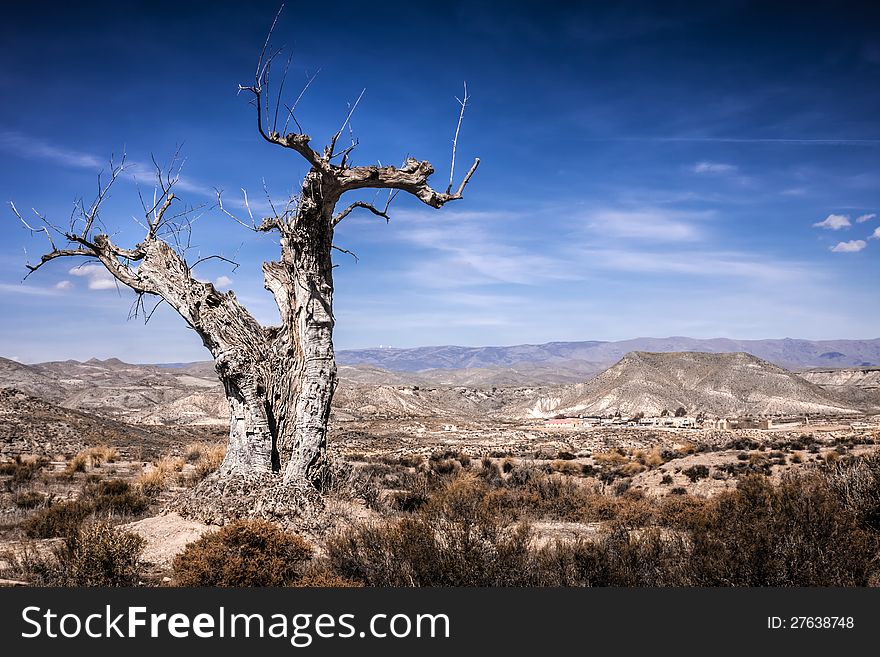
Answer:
261;183;338;486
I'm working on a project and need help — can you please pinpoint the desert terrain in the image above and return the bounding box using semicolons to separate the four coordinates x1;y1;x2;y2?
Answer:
1;341;879;586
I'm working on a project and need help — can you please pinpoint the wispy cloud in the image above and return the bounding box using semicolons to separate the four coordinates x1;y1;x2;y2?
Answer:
830;240;867;253
856;212;876;223
693;161;737;174
813;214;851;230
54;280;72;291
580;248;810;283
0;131;104;169
584;208;707;243
386;210;578;288
0;282;62;296
870;227;880;240
68;264;117;290
0;129;272;215
214;275;233;289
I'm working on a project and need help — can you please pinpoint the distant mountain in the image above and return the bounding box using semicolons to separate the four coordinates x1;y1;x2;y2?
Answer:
520;351;858;418
337;337;880;373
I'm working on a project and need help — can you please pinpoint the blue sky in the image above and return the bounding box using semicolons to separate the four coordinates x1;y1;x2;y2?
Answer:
1;0;879;363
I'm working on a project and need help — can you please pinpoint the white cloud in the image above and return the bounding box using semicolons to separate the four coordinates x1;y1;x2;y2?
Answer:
68;264;117;290
856;213;876;223
693;161;738;174
0;283;60;297
214;275;233;289
830;240;867;253
383;210;578;288
813;214;851;230
0;131;103;169
585;209;706;242
54;280;73;291
870;227;880;240
580;248;809;283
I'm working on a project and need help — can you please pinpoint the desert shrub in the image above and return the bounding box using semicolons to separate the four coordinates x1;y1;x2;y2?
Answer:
684;474;876;586
16;521;144;587
293;569;363;587
84;478;149;516
823;454;880;531
556;450;576;461
24;500;94;538
138;467;168;496
530;526;688;586
593;450;628;467
327;474;531;586
390;489;429;513
549;460;583;476
430;459;458;476
13;491;46;509
0;455;49;486
84;445;118;467
172;520;312;586
660;474;673;485
64;453;88;477
683;465;710;483
192;444;226;481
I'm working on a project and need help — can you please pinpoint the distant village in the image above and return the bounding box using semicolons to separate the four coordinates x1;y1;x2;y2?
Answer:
539;411;877;431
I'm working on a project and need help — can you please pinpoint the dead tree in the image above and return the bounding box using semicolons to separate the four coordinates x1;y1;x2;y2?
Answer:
11;18;478;491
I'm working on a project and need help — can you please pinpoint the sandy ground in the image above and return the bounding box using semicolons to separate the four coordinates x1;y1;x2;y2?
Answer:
123;512;215;571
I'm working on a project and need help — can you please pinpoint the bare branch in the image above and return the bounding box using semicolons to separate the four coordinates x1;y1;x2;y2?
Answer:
216;188;282;233
327;88;365;160
447;82;469;194
336;156;480;208
283;69;320;134
190;253;241;271
332;190;398;226
331;244;359;262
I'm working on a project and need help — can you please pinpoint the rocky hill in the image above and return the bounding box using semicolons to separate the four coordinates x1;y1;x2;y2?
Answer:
799;367;880;412
0;351;871;425
521;351;858;418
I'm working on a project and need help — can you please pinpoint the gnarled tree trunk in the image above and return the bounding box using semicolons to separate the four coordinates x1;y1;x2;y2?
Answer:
17;27;479;498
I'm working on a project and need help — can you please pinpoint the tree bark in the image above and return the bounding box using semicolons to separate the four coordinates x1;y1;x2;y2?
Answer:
260;173;338;485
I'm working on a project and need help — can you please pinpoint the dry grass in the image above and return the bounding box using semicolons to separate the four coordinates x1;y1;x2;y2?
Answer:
183;442;226;482
84;445;118;466
593;450;629;466
63;453;89;477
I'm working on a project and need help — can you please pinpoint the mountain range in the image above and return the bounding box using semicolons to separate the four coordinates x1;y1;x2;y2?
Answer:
336;337;880;375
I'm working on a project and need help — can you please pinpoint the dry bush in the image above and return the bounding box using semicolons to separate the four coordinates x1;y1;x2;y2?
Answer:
619;461;645;477
0;455;50;488
683;464;709;483
83;478;149;516
675;442;697;456
593;450;629;467
138;467;168;496
14;521;144;586
172;520;313;586
63;453;89;477
183;442;226;482
530;525;689;586
823;454;880;531
13;491;47;509
327;474;531;586
294;569;363;588
548;460;583;475
24;500;94;538
684;473;876;586
84;445;118;467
